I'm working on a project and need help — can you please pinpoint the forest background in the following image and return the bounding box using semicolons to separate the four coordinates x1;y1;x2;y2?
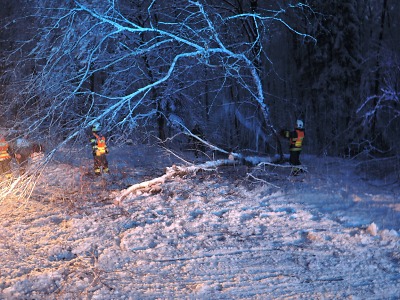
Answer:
0;0;399;168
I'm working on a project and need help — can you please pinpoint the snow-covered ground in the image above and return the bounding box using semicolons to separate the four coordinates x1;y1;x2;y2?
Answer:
0;144;399;299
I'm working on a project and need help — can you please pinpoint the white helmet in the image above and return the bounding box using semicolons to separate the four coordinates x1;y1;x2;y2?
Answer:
92;122;101;132
296;119;304;129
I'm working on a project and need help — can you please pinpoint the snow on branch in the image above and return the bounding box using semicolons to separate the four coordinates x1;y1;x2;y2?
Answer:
357;88;400;124
225;2;316;43
55;0;274;134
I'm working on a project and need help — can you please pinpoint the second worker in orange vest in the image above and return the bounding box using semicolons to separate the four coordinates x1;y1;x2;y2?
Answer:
90;122;109;176
0;131;13;179
281;120;305;168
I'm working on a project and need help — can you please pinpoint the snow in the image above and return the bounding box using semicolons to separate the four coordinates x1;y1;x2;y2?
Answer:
1;145;399;299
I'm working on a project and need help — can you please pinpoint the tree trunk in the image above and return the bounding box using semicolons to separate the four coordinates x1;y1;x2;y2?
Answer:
371;0;388;137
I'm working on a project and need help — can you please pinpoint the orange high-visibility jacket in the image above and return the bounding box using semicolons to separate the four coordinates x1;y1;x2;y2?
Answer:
289;129;305;151
0;136;11;161
91;132;107;156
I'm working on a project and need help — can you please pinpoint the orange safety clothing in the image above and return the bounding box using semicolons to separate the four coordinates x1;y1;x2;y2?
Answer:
290;129;304;151
0;137;11;161
92;132;107;156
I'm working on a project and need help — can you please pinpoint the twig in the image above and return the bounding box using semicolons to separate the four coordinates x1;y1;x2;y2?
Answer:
161;146;193;165
246;173;280;189
257;161;308;171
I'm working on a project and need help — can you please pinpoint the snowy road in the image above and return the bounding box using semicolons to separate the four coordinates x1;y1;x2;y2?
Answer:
0;147;399;299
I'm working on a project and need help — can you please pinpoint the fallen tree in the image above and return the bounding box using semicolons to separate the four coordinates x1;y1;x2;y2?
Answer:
114;125;307;203
114;150;309;203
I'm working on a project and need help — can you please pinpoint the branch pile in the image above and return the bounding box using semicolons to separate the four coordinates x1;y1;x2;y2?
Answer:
115;159;237;203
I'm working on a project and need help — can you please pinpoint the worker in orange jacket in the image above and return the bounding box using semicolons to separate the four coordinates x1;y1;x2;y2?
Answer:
281;120;305;175
90;123;109;176
0;131;13;179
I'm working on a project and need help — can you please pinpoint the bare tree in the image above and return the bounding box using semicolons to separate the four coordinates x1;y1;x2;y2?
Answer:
1;0;315;157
